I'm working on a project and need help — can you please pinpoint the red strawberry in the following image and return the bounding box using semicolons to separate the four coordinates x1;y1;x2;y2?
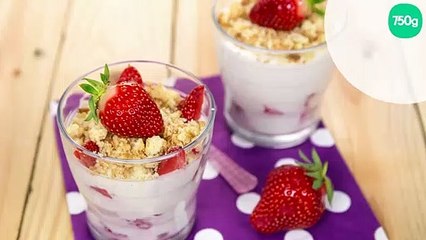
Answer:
116;65;143;85
158;147;186;175
127;219;152;230
98;84;164;137
91;186;113;199
79;64;164;138
250;149;333;234
73;141;99;167
264;105;284;115
104;226;127;239
249;0;325;31
178;85;205;121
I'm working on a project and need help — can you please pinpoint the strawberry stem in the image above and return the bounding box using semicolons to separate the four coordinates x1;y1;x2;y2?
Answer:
79;64;110;122
306;0;326;17
298;148;334;204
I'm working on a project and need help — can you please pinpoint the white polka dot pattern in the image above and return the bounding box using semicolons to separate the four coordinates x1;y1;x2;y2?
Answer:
374;227;389;240
49;101;58;117
284;229;314;240
310;128;335;147
325;191;352;213
202;161;219;180
66;191;87;215
236;192;260;214
194;228;224;240
275;158;298;168
231;134;255;149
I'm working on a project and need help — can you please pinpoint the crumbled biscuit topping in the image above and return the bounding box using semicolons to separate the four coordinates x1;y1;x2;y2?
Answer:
218;0;326;63
67;84;206;180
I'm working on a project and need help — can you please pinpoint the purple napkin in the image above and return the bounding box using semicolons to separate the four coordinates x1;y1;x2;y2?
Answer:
52;76;387;240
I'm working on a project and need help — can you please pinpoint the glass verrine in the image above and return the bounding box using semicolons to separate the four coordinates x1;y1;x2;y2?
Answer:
213;0;334;149
57;60;216;240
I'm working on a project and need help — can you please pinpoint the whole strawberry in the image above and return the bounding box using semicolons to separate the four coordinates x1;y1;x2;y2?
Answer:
79;64;164;138
250;149;333;234
249;0;325;31
116;65;143;85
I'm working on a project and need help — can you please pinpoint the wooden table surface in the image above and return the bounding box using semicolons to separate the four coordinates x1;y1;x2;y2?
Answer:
1;0;425;239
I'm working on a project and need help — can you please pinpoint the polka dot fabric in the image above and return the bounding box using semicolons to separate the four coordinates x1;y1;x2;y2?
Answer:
53;76;385;240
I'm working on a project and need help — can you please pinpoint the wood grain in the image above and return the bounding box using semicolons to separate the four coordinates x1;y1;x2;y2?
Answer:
19;0;174;239
0;0;69;239
3;0;425;239
323;74;426;239
418;103;426;138
174;0;218;76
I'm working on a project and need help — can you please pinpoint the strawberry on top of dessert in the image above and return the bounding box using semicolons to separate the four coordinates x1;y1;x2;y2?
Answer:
249;0;325;31
218;0;326;53
67;64;206;180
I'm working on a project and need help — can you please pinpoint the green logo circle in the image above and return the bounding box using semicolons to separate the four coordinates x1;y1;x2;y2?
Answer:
389;3;423;38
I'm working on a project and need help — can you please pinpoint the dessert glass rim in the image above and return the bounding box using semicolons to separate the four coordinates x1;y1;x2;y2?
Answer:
211;0;327;55
57;60;217;165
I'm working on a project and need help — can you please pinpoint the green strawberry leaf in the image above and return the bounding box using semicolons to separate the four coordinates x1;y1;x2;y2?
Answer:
299;162;317;171
80;83;99;95
299;149;311;163
311;149;323;168
313;7;325;16
322;161;329;177
80;64;111;122
306;0;325;16
84;78;104;90
100;73;107;84
86;96;99;123
312;178;323;190
324;176;334;204
306;171;322;180
101;64;110;85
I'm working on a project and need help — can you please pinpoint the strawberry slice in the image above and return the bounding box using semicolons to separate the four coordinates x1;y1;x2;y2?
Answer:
104;226;127;239
178;85;205;121
116;65;143;85
249;0;325;31
264;106;284;115
157;147;186;175
127;219;152;230
73;141;99;167
90;186;113;199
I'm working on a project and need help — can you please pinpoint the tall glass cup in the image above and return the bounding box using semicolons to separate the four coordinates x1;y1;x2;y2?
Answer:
213;0;334;149
57;61;216;240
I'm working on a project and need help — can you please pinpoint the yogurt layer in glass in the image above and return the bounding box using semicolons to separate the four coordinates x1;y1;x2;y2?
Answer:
57;61;216;240
213;0;334;148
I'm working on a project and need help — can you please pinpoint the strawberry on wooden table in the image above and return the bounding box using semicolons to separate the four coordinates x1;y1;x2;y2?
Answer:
249;0;325;31
250;149;333;234
79;64;164;138
157;147;186;175
73;140;99;167
179;85;205;121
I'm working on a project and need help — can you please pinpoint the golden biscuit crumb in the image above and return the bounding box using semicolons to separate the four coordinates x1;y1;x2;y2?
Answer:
217;0;326;63
66;84;206;180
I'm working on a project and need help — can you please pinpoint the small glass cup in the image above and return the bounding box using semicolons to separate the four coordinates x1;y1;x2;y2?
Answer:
57;60;216;240
212;0;335;149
